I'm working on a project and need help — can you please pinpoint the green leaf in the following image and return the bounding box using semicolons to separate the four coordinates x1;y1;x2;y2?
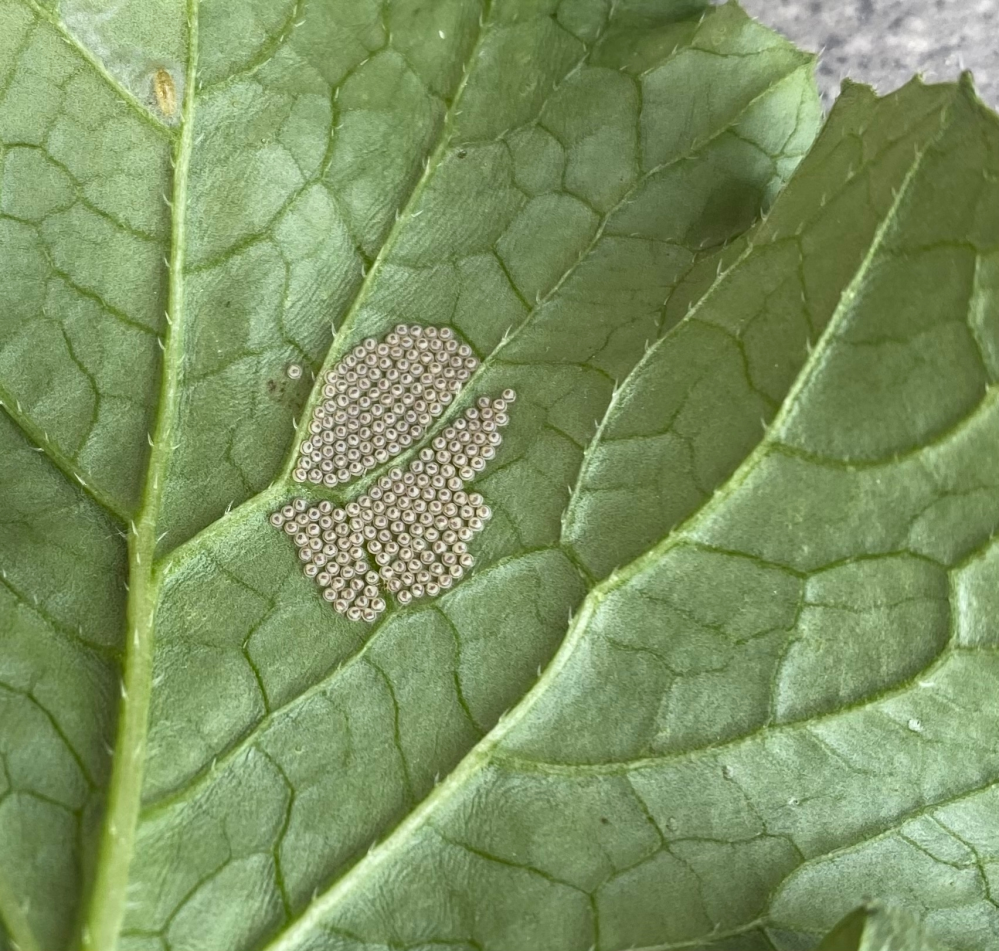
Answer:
2;1;997;950
817;902;942;951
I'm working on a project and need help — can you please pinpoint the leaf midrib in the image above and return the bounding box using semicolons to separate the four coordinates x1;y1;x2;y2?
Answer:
78;4;502;949
76;2;199;948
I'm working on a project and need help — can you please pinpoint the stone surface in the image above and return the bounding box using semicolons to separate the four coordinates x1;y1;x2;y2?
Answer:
737;0;999;109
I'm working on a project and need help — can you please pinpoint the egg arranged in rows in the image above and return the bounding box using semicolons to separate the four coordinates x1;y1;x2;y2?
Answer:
271;388;515;621
292;323;480;487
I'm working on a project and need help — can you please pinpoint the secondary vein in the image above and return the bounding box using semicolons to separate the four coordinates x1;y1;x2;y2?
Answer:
277;0;494;488
0;382;129;524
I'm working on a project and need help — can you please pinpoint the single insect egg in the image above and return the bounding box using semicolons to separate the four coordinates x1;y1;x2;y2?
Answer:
153;68;177;117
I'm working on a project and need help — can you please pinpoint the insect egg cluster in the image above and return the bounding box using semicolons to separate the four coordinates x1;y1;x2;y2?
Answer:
270;391;516;621
292;324;480;487
270;498;384;622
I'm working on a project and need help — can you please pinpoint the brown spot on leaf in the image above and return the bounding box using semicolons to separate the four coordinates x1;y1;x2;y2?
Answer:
153;69;176;117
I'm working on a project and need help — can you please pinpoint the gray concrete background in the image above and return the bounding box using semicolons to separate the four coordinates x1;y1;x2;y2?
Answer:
732;0;999;110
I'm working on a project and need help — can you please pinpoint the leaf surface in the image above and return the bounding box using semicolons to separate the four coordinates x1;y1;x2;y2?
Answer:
817;903;942;951
1;2;997;951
